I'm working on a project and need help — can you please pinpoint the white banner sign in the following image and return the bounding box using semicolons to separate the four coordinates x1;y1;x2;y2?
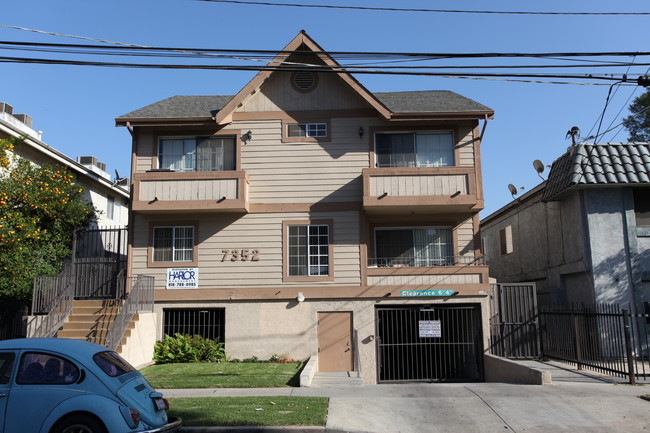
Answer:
419;320;441;338
166;268;199;289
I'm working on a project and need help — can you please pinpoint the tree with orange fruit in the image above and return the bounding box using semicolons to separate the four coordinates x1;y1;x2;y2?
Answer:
0;136;95;303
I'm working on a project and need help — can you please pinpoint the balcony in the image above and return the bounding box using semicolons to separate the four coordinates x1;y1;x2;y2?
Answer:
366;255;489;295
362;167;482;215
132;170;249;214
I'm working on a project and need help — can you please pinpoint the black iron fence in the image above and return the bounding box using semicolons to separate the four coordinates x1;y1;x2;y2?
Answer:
0;302;27;340
539;304;649;383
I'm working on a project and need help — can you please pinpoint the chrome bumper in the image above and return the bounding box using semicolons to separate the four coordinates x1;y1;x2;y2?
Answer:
140;417;182;433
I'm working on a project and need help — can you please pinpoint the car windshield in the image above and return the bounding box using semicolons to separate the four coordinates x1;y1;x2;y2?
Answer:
93;351;136;377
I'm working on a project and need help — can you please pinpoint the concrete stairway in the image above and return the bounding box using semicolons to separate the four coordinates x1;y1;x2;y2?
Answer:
57;300;134;349
310;371;364;387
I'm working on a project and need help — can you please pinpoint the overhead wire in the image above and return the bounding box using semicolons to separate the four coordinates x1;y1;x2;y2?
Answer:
193;0;650;16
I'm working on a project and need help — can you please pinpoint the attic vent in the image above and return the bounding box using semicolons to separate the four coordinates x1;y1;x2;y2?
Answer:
292;71;318;92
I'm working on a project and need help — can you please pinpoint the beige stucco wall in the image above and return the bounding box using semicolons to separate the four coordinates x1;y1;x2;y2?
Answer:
154;295;489;384
119;312;157;369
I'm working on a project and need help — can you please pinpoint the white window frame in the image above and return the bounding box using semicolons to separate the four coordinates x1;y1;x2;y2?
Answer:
288;224;330;277
374;131;455;168
287;123;327;138
374;226;453;267
153;226;195;263
158;136;235;172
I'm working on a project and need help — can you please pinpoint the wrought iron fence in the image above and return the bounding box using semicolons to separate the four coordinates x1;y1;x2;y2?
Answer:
104;274;154;351
368;256;485;268
0;302;27;340
489;283;540;359
163;308;225;341
539;303;649;384
30;276;75;338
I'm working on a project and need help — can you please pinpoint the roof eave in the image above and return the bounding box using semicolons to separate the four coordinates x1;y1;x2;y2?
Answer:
115;117;215;127
389;110;494;121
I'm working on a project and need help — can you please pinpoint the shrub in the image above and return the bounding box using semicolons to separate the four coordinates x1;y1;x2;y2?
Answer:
154;334;226;364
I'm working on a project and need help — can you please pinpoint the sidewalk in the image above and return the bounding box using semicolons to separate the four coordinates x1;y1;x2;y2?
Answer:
167;361;650;433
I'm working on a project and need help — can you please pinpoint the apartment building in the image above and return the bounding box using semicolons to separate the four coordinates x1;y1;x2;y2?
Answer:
116;32;493;384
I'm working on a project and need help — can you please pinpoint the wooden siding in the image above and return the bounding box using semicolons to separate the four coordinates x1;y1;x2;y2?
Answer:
240;118;372;203
139;178;239;201
369;173;469;197
237;71;369;112
457;217;475;258
368;273;482;286
132;211;361;289
457;126;475;166
136;130;155;173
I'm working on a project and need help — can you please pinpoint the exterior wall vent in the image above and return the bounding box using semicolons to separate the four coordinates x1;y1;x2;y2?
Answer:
292;71;318;92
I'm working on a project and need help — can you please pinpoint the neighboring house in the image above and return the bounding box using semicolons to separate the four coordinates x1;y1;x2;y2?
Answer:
0;102;129;228
115;32;494;384
481;142;650;315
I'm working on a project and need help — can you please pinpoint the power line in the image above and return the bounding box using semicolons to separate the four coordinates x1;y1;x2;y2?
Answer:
193;0;650;16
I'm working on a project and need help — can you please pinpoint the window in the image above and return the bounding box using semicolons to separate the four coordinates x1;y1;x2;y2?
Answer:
375;132;454;168
287;123;327;138
93;352;136;377
16;352;79;385
374;227;453;267
634;189;650;226
288;224;329;276
153;226;194;262
106;195;115;220
0;352;15;384
499;225;513;255
159;136;235;172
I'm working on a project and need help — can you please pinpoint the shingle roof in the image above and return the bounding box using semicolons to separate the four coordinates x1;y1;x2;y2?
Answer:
116;91;492;121
374;90;492;114
117;95;233;120
543;142;650;201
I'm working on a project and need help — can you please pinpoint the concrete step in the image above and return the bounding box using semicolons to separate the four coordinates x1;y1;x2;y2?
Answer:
310;372;364;387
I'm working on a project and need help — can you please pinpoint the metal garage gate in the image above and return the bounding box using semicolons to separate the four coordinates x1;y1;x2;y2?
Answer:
376;304;483;382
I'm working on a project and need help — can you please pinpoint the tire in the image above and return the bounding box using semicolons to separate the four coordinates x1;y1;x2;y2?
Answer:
50;414;108;433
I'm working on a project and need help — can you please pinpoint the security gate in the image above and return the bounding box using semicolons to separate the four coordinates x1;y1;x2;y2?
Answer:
376;304;483;382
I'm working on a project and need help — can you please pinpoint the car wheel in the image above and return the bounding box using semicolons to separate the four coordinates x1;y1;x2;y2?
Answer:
51;414;107;433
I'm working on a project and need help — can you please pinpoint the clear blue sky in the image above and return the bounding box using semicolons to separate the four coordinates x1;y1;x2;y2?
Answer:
1;0;648;216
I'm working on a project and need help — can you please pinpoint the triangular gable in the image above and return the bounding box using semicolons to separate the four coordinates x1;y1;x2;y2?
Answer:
215;31;391;124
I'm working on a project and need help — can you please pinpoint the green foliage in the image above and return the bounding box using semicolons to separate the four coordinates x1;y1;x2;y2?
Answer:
154;334;226;364
0;137;95;303
623;89;650;142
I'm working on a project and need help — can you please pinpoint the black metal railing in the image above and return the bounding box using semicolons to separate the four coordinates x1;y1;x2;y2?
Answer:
30;276;75;338
368;256;484;268
104;274;154;351
539;303;649;384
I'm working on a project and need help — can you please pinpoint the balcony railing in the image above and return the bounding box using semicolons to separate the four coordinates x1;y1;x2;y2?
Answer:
368;256;485;268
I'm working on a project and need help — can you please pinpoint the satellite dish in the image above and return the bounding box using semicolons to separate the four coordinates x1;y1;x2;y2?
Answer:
113;169;128;187
533;160;546;180
508;184;518;198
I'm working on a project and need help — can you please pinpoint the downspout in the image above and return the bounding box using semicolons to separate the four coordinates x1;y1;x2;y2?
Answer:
125;122;135;286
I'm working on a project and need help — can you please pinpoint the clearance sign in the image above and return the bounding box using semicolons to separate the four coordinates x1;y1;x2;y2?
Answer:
400;289;456;297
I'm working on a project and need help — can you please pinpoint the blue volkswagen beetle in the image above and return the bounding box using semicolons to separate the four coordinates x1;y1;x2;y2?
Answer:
0;338;181;433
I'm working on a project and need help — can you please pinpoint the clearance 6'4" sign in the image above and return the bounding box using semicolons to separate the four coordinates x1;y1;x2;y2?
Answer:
166;268;199;289
400;289;456;297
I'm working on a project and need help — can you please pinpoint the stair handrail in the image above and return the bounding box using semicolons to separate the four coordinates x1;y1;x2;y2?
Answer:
30;275;75;338
104;274;154;351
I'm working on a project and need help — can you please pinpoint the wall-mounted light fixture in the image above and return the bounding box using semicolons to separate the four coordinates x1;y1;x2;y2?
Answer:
243;130;253;142
378;192;388;199
358;127;364;139
296;292;305;303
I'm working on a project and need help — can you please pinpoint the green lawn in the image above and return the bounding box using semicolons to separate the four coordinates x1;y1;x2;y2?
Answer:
141;362;304;388
168;396;328;426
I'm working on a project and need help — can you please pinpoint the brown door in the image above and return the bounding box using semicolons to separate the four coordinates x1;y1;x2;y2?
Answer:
317;312;353;372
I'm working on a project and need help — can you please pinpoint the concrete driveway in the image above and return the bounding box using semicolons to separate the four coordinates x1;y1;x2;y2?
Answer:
170;362;650;433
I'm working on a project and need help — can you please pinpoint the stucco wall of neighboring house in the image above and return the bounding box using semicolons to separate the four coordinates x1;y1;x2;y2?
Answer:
481;187;589;305
582;188;636;306
154;296;490;384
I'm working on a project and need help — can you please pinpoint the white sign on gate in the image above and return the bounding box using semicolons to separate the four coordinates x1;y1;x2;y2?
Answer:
419;320;441;338
166;267;199;289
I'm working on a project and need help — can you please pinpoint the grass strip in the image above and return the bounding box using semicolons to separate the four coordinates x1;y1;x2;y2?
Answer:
141;362;303;388
168;396;328;426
